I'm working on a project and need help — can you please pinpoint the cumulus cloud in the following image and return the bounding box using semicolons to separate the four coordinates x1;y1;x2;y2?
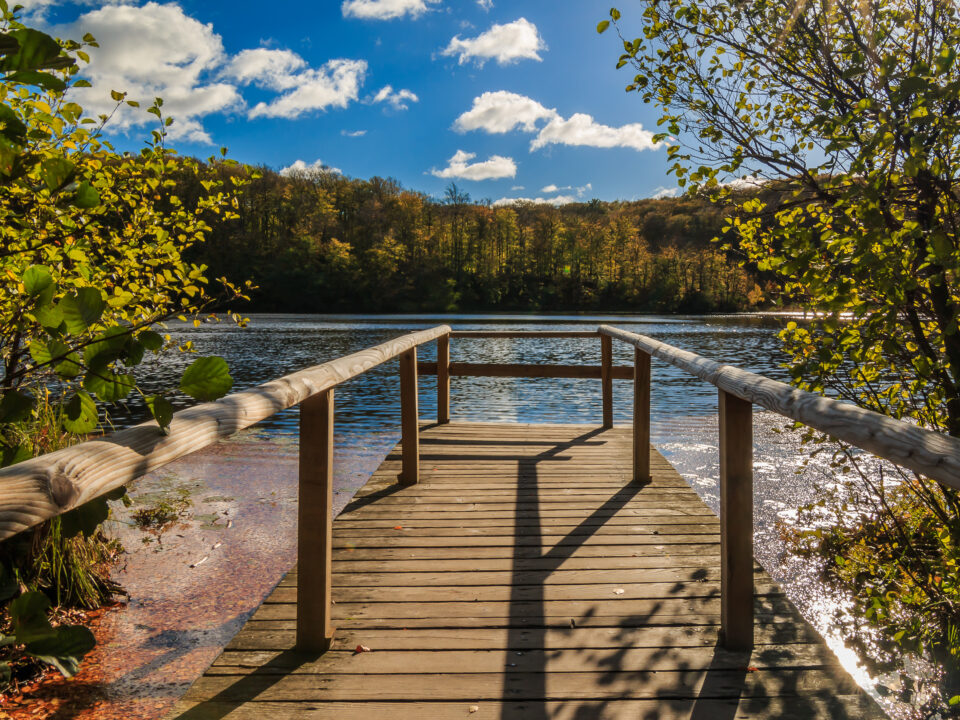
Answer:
456;91;659;153
372;85;418;111
59;2;242;142
280;158;343;176
249;59;367;119
342;129;367;137
442;18;545;67
222;48;306;90
454;90;556;134
652;186;680;199
477;0;493;9
531;113;658;152
342;0;439;20
431;150;516;181
540;184;559;193
492;194;577;207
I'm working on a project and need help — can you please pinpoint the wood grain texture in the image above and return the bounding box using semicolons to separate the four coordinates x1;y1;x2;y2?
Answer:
295;389;335;651
168;423;882;720
399;348;419;485
600;324;960;489
437;333;450;424
634;348;651;482
417;361;633;379
451;331;600;338
0;325;450;541
601;334;613;428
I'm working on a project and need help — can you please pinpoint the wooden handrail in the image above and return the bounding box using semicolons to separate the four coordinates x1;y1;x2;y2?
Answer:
451;331;599;338
417;361;633;380
0;325;451;542
599;324;960;490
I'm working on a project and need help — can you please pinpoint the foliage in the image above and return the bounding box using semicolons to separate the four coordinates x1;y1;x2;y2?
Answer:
185;168;763;314
601;0;960;705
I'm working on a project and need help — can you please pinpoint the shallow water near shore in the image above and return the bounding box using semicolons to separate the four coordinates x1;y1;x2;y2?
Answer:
19;313;926;719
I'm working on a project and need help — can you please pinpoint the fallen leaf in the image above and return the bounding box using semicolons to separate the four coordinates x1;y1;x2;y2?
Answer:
394;526;403;530
469;706;479;714
747;666;758;672
355;644;372;654
612;588;625;595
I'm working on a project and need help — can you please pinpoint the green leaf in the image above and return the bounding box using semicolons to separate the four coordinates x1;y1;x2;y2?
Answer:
597;20;610;33
0;29;66;72
138;330;163;352
180;356;232;401
25;625;95;678
22;265;53;299
0;390;35;423
3;70;65;91
610;7;621;20
146;395;174;433
39;157;74;191
62;391;97;434
83;369;135;402
59;287;104;334
0;443;30;468
9;592;55;644
34;303;64;331
83;326;127;368
60;496;109;538
72;180;99;209
0;102;26;143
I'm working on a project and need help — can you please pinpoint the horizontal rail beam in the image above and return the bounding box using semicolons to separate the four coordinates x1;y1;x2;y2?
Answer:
418;361;633;380
451;331;599;339
0;325;451;541
599;324;960;490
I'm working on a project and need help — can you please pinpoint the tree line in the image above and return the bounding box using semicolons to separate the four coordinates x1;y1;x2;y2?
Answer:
179;166;766;314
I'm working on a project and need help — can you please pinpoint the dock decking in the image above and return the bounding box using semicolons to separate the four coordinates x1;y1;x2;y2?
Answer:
168;422;883;719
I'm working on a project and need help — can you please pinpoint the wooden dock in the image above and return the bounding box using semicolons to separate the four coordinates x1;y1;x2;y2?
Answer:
167;422;883;719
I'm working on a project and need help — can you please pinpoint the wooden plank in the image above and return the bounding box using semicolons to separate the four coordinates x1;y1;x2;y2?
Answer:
634;348;651;482
601;334;613;428
437;332;450;423
720;389;754;650
295;389;335;652
171;423;880;720
451;331;600;338
399;348;419;485
417;361;633;380
168;696;883;720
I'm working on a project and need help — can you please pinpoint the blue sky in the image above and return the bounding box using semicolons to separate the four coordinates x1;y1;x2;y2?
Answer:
28;0;677;204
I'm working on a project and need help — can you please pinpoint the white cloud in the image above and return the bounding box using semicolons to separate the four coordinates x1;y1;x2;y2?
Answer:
222;48;306;90
249;59;367;119
722;175;765;189
372;85;418;111
431;150;516;181
280;158;343;176
511;185;524;190
342;129;367;137
456;92;659;153
59;2;242;142
342;0;439;20
577;183;592;197
531;113;658;152
652;186;680;199
540;184;559;193
454;90;557;134
492;194;577;207
477;0;493;9
442;18;545;67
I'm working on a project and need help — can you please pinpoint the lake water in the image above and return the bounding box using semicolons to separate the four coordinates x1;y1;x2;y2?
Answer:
94;313;917;718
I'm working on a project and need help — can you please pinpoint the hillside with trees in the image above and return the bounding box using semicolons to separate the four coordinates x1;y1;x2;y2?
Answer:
181;166;767;314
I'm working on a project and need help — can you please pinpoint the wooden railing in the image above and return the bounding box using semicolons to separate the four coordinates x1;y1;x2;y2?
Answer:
3;323;960;656
598;324;960;651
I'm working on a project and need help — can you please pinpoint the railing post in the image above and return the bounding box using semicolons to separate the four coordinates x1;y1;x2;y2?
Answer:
633;348;651;483
399;347;420;485
296;388;335;652
438;333;450;424
719;389;754;651
601;334;613;428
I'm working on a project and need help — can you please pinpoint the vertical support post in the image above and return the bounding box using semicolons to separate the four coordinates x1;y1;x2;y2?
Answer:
719;389;754;650
601;334;613;428
399;347;420;485
437;333;450;424
296;388;335;652
633;348;651;483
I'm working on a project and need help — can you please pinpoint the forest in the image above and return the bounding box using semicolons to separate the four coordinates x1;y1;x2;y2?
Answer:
180;166;767;314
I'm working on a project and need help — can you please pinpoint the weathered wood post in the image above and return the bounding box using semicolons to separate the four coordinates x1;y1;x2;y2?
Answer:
633;348;651;483
719;389;754;650
437;333;450;424
601;334;613;428
399;347;420;485
296;388;336;652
